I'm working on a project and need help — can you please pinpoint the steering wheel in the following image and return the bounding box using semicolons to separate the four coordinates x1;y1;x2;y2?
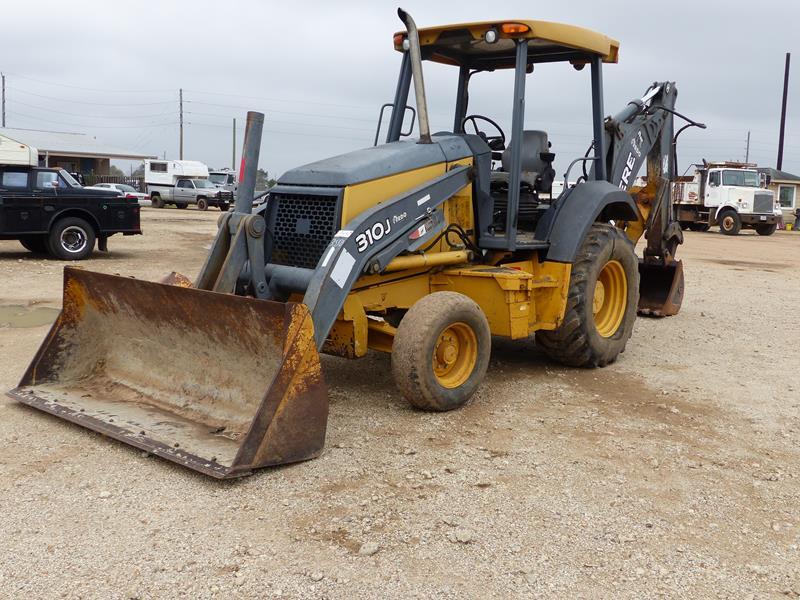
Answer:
461;115;506;151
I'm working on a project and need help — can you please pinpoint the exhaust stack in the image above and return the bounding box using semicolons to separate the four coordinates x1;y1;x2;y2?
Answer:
398;9;432;144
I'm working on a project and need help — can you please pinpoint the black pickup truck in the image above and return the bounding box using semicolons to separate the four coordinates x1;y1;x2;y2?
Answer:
0;166;141;260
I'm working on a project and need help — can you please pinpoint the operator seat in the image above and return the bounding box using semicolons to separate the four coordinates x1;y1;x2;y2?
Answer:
491;130;555;193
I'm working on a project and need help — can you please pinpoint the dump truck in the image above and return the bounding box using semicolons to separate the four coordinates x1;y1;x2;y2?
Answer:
9;11;704;478
673;161;780;235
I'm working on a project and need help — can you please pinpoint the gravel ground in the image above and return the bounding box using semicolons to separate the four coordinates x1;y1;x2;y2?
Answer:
1;208;799;599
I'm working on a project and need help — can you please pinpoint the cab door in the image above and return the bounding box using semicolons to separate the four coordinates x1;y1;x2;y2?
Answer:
0;169;44;233
704;170;721;208
174;179;194;202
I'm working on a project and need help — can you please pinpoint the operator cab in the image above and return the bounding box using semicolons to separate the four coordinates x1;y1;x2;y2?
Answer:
386;20;619;251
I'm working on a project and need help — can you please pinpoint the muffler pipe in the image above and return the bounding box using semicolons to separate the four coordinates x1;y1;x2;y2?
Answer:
398;9;432;144
235;111;264;214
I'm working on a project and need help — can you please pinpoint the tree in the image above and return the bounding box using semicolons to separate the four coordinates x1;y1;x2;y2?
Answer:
131;163;144;178
108;165;125;177
255;168;277;191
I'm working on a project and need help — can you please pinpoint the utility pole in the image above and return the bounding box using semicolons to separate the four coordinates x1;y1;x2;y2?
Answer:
745;130;751;163
1;72;6;128
179;88;184;160
777;53;790;170
232;117;236;169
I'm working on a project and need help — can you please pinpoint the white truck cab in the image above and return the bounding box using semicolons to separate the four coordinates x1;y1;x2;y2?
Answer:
673;162;780;235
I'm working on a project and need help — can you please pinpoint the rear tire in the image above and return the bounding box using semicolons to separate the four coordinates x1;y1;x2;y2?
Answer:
48;217;96;261
537;223;639;368
718;210;741;235
756;223;777;236
151;194;165;209
19;236;49;254
196;197;208;211
391;292;491;411
219;202;230;212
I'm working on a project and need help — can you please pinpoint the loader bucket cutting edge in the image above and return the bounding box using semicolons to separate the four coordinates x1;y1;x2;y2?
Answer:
637;259;684;317
7;267;328;479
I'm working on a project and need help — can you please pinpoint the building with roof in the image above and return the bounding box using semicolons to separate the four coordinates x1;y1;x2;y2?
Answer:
0;127;155;175
757;167;800;226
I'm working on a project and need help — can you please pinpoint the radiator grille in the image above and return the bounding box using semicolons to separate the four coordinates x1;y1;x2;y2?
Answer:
753;193;773;214
270;191;340;269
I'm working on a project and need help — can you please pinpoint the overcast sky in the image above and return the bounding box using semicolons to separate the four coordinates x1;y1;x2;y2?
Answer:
1;0;797;178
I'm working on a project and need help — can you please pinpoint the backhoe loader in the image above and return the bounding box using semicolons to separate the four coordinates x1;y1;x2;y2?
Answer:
9;10;705;478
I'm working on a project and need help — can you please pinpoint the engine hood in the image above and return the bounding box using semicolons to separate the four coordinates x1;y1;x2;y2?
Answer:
277;135;477;188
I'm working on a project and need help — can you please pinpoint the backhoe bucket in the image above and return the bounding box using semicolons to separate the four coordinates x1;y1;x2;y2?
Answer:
637;259;684;317
8;267;328;479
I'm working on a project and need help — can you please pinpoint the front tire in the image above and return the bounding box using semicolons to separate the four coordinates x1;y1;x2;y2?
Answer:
391;292;491;411
196;197;208;211
48;217;96;260
219;202;230;212
537;223;639;368
756;223;777;236
689;223;710;232
718;210;741;235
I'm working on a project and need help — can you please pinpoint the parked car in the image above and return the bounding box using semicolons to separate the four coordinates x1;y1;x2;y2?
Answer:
85;183;151;206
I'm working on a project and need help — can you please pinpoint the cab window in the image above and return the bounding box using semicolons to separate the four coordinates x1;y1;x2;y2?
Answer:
36;171;60;188
1;171;29;188
708;171;720;187
176;179;192;188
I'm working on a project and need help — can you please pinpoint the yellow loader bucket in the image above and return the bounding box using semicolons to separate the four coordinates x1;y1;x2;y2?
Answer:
8;267;328;479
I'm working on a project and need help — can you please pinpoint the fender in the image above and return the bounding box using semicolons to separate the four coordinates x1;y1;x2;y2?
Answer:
713;204;737;220
46;207;102;234
536;180;639;263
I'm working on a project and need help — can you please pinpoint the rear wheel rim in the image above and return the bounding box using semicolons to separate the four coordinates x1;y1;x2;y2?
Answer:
60;226;88;254
593;260;627;338
432;322;478;389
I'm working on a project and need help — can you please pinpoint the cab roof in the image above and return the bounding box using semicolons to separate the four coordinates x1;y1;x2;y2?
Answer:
394;19;619;69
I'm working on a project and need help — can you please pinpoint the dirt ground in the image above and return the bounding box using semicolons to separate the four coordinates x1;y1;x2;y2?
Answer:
1;208;799;599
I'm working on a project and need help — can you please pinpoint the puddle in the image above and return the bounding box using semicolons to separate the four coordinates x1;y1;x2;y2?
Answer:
0;305;60;328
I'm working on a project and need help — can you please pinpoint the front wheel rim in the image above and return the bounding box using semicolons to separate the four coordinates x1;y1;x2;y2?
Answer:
722;216;734;230
60;226;88;254
593;260;627;338
432;322;478;389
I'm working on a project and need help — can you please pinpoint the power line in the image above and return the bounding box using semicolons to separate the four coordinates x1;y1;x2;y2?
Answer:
8;110;176;129
10;99;174;120
2;72;171;94
7;87;174;106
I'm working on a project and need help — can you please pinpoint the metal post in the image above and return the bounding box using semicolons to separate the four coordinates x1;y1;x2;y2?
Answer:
179;88;184;160
745;130;751;163
590;55;606;181
232;118;236;169
453;66;469;133
235;111;264;214
1;73;5;128
386;52;412;143
504;39;528;249
777;52;790;171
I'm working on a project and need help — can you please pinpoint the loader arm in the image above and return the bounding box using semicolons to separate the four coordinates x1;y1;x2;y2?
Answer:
262;165;473;349
595;82;705;315
600;82;705;260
